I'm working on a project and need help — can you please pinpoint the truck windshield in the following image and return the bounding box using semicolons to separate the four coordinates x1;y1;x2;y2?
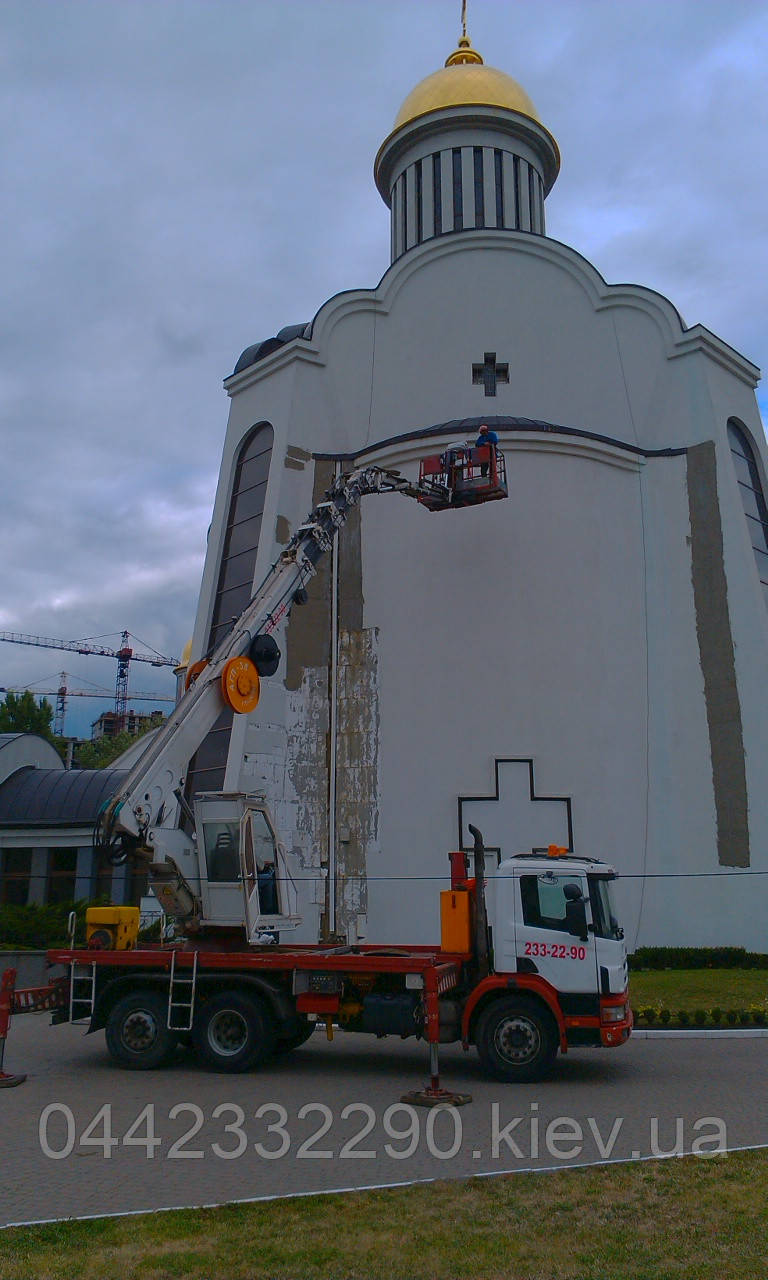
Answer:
588;876;623;940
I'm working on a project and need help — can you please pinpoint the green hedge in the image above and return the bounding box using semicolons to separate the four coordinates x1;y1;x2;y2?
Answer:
0;901;158;951
138;918;162;943
634;1006;768;1028
629;947;768;970
0;901;90;950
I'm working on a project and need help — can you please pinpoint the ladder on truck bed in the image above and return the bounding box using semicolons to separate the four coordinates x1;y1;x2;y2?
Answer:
167;950;198;1032
69;961;97;1024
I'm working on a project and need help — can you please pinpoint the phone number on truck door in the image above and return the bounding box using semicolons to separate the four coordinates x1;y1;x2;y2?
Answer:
524;942;587;959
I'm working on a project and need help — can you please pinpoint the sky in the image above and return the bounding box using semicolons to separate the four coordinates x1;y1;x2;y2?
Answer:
2;0;767;738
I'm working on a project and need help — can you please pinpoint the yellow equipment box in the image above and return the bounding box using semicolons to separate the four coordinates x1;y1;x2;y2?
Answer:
440;889;472;954
86;906;140;951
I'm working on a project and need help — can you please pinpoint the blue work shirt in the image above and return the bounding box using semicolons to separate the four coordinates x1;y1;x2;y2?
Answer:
475;429;499;447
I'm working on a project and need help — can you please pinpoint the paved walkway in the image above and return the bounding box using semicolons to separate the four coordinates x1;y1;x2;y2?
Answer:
1;1014;765;1226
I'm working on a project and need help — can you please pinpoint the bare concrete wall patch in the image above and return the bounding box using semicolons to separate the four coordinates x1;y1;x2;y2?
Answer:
687;441;749;867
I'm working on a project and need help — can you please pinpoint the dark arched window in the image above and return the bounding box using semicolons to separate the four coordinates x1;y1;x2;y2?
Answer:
208;424;274;651
728;419;768;609
185;423;274;800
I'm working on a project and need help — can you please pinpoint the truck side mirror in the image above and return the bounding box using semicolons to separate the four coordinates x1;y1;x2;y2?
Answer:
564;885;588;941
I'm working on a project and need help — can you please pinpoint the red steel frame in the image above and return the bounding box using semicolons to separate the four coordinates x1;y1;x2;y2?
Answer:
44;944;466;1046
2;940;629;1096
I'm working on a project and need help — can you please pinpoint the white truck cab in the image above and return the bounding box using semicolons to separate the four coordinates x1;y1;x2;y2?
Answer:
493;851;628;1008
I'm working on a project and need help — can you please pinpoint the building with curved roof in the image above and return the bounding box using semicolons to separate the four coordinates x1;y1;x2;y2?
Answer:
0;734;134;907
183;17;767;950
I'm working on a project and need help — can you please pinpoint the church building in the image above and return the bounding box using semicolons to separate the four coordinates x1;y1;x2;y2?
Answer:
184;25;767;950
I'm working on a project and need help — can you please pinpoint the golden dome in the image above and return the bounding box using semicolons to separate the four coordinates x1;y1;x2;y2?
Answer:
176;637;193;671
394;38;540;131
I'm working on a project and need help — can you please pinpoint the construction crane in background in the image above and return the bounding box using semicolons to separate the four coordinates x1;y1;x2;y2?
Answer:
0;672;176;736
0;630;179;731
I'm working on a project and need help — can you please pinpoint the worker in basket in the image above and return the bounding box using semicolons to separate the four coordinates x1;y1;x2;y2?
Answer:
475;423;499;476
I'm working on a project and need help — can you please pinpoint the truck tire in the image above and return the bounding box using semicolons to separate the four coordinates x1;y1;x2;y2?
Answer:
105;989;177;1070
475;996;558;1082
192;990;276;1073
274;1017;315;1056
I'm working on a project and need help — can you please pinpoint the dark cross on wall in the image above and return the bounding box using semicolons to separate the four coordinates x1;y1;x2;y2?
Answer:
472;351;509;397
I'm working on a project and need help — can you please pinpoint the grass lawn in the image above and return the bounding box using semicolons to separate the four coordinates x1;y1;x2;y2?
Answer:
629;968;768;1014
1;1150;767;1280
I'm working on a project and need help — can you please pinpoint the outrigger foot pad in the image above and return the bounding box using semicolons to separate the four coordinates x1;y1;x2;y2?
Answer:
0;1073;27;1088
400;1088;472;1108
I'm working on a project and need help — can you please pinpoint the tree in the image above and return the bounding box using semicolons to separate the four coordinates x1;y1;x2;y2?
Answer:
0;690;56;738
75;723;157;770
0;690;68;760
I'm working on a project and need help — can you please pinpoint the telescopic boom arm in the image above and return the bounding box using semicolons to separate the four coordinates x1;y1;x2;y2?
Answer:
95;465;424;860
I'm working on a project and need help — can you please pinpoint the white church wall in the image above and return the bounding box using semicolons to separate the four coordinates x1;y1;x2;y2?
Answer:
636;455;722;946
309;232;748;455
359;438;650;943
195;212;767;951
373;237;646;443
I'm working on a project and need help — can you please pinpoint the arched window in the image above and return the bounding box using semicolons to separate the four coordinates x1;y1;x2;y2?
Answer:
208;424;274;651
728;419;768;609
185;423;274;800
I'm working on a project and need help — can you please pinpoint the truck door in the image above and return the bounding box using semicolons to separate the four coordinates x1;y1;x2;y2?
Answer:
195;795;246;926
239;803;301;942
587;874;628;996
515;869;598;996
240;804;280;940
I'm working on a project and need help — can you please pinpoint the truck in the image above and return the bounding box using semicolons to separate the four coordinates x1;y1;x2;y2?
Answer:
0;452;631;1097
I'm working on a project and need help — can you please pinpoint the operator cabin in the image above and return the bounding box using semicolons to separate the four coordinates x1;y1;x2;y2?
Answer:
183;27;768;951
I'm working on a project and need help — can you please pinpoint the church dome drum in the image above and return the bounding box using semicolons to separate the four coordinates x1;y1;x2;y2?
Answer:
375;34;560;261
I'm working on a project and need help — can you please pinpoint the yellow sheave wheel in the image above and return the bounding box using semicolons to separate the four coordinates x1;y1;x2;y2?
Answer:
221;656;261;713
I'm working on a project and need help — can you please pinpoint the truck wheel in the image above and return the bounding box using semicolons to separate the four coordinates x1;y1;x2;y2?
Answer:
274;1017;315;1056
105;989;177;1070
475;997;558;1082
192;990;276;1073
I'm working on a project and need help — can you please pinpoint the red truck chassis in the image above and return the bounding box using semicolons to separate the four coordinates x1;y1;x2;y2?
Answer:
1;938;631;1100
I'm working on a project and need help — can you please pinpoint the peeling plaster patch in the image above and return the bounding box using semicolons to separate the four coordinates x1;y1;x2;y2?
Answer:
286;669;330;904
279;458;380;936
240;673;328;930
335;627;379;930
275;515;291;545
239;671;327;936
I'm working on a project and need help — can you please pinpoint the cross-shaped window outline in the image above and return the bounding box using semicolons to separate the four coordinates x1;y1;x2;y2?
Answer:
457;757;574;864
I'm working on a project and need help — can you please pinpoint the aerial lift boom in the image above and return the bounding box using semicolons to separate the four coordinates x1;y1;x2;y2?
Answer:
93;464;437;930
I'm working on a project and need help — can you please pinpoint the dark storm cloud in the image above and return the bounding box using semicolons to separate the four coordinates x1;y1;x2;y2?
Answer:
1;0;766;734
